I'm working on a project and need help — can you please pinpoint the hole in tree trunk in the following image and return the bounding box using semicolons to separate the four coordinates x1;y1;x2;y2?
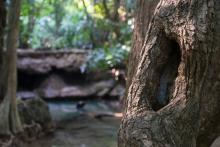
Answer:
152;38;181;111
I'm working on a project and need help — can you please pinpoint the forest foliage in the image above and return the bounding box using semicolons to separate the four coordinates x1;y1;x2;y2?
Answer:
20;0;135;70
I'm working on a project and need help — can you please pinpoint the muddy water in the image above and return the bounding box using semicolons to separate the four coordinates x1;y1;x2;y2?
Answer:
28;100;121;147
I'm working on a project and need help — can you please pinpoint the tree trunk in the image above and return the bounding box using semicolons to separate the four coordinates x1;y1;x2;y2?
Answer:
0;0;23;135
124;0;159;111
126;0;159;88
119;0;220;146
21;3;36;49
0;0;6;100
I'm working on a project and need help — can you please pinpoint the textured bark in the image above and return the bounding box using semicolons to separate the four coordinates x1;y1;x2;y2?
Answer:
126;0;159;89
0;0;5;57
119;0;220;146
0;0;23;135
0;0;6;100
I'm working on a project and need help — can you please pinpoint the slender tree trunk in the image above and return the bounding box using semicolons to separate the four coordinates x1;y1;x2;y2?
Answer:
54;0;64;37
102;0;121;39
82;0;96;47
0;0;23;135
22;4;36;49
119;0;220;146
112;0;121;39
102;0;111;20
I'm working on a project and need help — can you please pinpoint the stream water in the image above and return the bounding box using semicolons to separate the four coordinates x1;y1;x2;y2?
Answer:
27;100;121;147
24;100;220;147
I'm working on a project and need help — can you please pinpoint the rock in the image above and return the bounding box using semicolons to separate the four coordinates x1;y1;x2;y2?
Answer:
36;74;66;98
17;91;37;99
60;86;89;97
17;49;126;100
58;80;116;98
109;84;125;97
61;80;116;98
18;76;125;99
17;49;89;74
32;74;117;98
17;98;53;131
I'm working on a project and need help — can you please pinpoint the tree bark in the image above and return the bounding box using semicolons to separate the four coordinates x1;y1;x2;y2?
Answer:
21;2;36;49
126;0;159;88
123;0;159;111
119;0;220;146
0;0;23;135
0;0;6;101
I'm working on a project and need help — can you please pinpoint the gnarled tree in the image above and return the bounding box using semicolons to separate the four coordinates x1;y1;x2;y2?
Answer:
0;0;23;136
119;0;220;146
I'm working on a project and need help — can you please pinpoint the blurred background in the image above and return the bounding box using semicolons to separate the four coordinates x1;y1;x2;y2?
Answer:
17;0;135;147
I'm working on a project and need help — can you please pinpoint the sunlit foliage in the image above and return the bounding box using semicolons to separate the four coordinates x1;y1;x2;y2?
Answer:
20;0;134;69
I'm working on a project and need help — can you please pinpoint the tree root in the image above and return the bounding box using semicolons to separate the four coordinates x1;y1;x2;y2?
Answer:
0;121;54;147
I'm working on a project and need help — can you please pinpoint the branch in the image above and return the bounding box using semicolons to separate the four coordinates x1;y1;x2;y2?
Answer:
102;0;111;19
81;0;96;47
